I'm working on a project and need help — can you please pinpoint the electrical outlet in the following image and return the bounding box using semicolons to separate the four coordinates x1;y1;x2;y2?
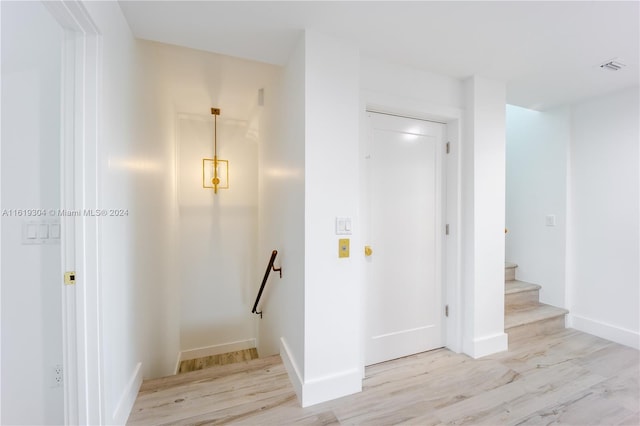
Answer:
52;364;63;388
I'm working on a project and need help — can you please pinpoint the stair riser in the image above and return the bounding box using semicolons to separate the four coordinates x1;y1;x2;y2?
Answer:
505;267;516;281
505;290;540;311
506;315;566;342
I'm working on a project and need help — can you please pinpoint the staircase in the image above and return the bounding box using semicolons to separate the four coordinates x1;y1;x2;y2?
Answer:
504;262;568;342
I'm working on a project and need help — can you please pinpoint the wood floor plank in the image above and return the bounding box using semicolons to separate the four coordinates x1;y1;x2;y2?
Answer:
127;330;639;425
515;390;636;426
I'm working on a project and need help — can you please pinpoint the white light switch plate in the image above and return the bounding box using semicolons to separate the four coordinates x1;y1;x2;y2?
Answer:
335;217;352;235
22;219;61;245
545;215;556;227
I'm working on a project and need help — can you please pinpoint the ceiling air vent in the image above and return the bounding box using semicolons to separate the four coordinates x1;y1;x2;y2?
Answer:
600;59;626;71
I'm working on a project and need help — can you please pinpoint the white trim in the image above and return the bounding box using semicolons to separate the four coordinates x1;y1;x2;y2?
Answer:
279;338;303;404
444;119;462;353
60;27;80;425
466;332;509;359
176;338;257;368
111;362;142;425
279;337;361;408
43;1;103;424
0;3;3;420
570;314;640;350
174;353;182;376
301;368;361;408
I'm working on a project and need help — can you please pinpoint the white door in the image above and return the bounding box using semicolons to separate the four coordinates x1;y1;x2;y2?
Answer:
364;112;445;366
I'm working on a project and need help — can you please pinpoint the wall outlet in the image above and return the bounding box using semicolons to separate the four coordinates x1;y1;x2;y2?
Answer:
52;364;63;388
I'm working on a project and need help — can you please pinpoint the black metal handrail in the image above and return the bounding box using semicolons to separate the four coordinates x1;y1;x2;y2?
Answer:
252;250;282;318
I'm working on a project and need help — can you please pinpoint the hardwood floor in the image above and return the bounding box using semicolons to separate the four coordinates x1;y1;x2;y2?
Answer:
128;329;639;425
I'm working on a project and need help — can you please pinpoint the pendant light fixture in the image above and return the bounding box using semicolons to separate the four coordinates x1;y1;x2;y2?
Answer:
202;107;229;193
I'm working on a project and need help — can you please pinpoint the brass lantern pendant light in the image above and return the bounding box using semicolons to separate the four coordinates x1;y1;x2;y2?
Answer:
202;107;229;193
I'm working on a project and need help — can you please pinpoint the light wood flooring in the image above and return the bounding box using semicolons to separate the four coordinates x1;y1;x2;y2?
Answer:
128;329;639;425
178;349;259;374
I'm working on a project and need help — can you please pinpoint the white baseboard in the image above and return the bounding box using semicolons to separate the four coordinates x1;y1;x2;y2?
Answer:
301;368;362;407
279;338;303;403
174;352;182;375
178;338;257;368
279;337;361;408
464;332;509;358
569;314;640;350
112;362;142;425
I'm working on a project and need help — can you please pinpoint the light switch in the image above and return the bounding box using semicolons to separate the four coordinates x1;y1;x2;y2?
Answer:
545;215;556;227
50;224;61;239
38;224;49;239
26;224;38;239
335;217;352;235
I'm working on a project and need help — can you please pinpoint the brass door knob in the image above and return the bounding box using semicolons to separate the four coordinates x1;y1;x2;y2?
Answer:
364;246;373;257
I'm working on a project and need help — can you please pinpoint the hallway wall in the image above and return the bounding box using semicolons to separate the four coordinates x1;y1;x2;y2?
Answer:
82;2;180;423
302;30;361;406
1;2;64;423
568;88;639;349
257;32;306;389
461;76;508;357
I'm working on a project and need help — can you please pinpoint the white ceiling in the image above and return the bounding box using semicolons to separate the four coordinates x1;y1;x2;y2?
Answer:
119;1;639;110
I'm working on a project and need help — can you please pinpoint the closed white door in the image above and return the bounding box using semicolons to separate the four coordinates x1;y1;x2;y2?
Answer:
364;112;445;366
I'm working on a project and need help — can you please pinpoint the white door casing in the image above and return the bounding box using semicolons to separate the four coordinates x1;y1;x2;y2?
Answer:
43;1;103;424
364;112;445;366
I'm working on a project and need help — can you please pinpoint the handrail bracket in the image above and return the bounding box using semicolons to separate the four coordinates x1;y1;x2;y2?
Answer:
273;265;282;278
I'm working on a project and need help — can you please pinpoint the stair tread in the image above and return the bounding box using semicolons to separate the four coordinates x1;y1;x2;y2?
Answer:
505;280;542;294
505;303;568;330
505;262;518;269
178;348;259;374
139;354;282;393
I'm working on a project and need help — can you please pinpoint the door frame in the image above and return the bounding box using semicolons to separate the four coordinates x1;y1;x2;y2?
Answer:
359;92;462;373
43;1;103;423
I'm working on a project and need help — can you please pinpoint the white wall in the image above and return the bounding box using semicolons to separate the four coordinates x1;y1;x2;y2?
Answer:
302;30;361;406
462;76;508;357
81;2;180;423
506;105;570;308
135;41;279;359
360;56;464;111
0;2;64;424
567;88;639;349
258;33;306;389
260;30;364;408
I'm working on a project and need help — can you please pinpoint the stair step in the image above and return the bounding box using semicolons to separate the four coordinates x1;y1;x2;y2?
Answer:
178;348;259;374
505;303;568;342
505;280;541;310
505;262;518;281
140;354;282;393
